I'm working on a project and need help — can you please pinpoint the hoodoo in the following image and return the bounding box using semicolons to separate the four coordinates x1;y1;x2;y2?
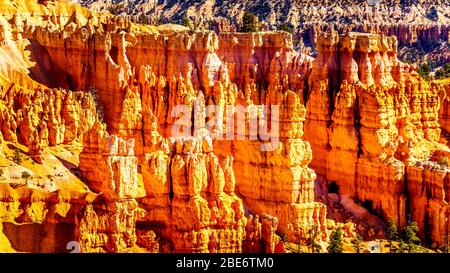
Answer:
0;0;449;252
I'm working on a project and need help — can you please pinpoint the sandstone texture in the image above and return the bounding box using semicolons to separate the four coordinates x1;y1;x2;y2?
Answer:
81;0;450;65
303;30;450;247
0;0;449;253
0;0;323;252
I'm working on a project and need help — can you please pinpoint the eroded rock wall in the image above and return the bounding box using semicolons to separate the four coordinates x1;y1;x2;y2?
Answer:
1;0;450;252
303;30;450;246
8;0;321;251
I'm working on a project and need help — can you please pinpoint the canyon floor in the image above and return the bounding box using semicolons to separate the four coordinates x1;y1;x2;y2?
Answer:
0;0;449;253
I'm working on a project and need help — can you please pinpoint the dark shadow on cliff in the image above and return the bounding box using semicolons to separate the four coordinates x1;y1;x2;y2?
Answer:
54;155;82;179
2;222;75;253
6;143;24;152
25;40;76;90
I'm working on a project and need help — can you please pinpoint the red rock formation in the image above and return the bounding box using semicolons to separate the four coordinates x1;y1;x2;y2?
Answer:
77;122;142;252
212;33;325;243
0;88;97;147
79;122;138;200
304;30;450;246
0;0;328;252
436;80;450;133
3;0;450;252
140;133;246;252
37;22;324;248
407;161;450;246
305;32;405;221
242;215;283;253
304;23;450;49
81;0;450;57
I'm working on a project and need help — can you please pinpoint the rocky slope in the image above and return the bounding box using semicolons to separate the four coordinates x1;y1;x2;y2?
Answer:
0;0;318;252
0;0;449;252
304;29;450;247
79;0;450;66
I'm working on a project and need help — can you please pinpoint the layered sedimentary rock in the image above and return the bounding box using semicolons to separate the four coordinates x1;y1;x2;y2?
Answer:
407;160;450;245
81;0;450;44
137;108;248;252
0;0;328;252
1;0;450;252
82;0;450;66
213;33;326;242
0;88;97;146
0;184;97;252
304;22;450;49
140;134;247;253
303;30;450;246
436;80;450;133
34;12;325;248
77;122;144;252
2;1;325;252
242;215;284;253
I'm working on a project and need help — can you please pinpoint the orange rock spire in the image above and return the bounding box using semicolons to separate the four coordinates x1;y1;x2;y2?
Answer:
0;0;449;252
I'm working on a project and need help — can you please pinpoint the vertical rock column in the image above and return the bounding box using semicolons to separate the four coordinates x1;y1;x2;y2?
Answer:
407;162;450;246
232;91;327;243
355;82;407;227
140;129;247;253
304;32;409;226
436;81;450;133
78;122;141;252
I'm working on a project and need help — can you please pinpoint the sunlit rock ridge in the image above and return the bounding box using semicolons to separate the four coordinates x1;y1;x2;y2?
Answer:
0;0;448;252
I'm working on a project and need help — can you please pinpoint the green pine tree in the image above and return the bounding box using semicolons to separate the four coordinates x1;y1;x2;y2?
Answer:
399;239;405;253
417;63;431;80
443;234;449;253
21;171;31;186
138;13;148;24
352;233;363;253
309;224;321;253
403;221;421;253
181;15;192;29
311;239;321;253
13;147;21;164
328;227;343;253
278;23;293;34
388;218;398;253
242;12;259;32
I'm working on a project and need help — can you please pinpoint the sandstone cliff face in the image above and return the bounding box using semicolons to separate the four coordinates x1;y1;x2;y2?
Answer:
304;22;450;49
131;29;322;250
0;186;97;252
82;0;450;66
437;80;450;133
305;32;410;226
303;30;450;246
407;161;450;245
1;0;450;252
0;0;324;252
138;122;247;252
77;123;144;252
0;88;97;147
